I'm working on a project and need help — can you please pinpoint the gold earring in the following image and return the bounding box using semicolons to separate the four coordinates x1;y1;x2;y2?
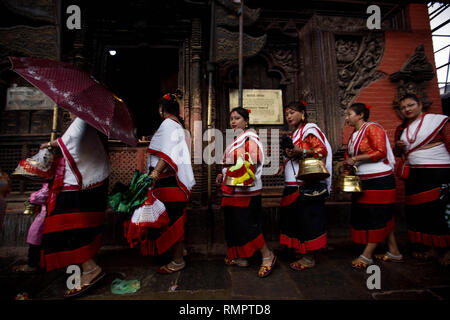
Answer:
301;114;305;121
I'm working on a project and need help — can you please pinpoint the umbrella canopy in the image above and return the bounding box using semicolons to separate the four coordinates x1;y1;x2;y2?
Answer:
9;56;137;146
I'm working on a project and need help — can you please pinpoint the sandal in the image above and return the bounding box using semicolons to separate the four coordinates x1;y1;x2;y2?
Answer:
12;264;38;274
412;251;438;261
224;257;249;267
352;255;373;269
289;257;315;271
157;260;186;274
258;254;277;278
438;251;450;267
64;270;105;298
374;252;404;263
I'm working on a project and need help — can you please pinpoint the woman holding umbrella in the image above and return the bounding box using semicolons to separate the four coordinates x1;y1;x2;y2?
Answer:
123;92;195;274
39;112;110;298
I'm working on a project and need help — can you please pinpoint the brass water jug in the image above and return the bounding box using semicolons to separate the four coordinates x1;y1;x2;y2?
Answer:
336;166;362;193
224;175;255;187
23;201;39;215
297;157;330;181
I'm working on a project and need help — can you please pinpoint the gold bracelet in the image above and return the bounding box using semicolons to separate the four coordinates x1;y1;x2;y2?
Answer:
150;170;160;180
47;142;52;149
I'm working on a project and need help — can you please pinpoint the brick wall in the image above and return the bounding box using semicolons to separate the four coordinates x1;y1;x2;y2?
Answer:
343;4;443;201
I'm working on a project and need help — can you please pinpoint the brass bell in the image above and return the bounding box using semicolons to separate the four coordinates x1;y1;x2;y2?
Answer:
23;201;39;215
297;157;330;181
336;166;362;193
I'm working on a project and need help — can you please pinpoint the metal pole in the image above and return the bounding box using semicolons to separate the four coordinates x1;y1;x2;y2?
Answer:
238;0;244;107
207;0;215;205
51;0;62;142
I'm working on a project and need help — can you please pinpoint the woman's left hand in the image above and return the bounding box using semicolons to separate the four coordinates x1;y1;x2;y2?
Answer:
285;146;302;159
40;142;51;149
343;157;356;168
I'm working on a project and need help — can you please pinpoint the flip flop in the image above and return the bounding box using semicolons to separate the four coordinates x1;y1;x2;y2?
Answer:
224;257;249;267
352;255;373;269
258;254;277;278
289;257;315;271
64;270;105;298
156;261;186;274
374;252;404;263
412;251;438;261
12;264;38;274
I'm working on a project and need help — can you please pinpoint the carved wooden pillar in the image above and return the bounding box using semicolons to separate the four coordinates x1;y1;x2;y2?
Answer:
298;16;340;152
190;18;204;207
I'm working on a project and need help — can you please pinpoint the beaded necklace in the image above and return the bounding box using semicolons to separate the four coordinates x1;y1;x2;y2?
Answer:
405;113;425;144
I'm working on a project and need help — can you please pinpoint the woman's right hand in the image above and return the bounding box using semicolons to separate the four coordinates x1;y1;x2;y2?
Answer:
395;140;407;153
275;165;284;176
216;173;223;186
40;142;51;149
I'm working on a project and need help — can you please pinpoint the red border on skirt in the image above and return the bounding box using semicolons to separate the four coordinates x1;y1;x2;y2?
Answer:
153;187;187;202
350;217;395;244
280;233;327;254
405;188;440;205
280;190;300;207
43;211;105;234
41;233;102;271
221;196;251;207
356;189;397;204
128;211;187;256
408;230;450;248
227;233;265;260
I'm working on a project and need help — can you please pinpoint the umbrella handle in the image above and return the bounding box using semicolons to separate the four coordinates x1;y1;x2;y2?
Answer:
50;105;59;141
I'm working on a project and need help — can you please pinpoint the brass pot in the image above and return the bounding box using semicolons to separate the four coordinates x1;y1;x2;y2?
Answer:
224;175;255;187
23;201;39;215
336;175;362;193
297;157;330;181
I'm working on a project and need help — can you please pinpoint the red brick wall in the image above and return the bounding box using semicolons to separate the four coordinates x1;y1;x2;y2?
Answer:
343;4;443;201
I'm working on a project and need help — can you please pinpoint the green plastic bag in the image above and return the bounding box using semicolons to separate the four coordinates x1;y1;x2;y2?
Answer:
110;278;141;294
108;170;153;217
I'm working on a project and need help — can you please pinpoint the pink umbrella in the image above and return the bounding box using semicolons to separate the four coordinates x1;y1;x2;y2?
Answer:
9;56;137;146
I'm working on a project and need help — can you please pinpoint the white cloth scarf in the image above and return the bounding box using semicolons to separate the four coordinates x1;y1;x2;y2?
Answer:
222;130;265;194
347;122;395;176
400;113;450;166
147;118;195;197
58;117;110;189
285;123;333;192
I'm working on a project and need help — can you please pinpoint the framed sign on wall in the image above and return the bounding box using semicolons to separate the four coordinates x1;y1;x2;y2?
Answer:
229;89;283;125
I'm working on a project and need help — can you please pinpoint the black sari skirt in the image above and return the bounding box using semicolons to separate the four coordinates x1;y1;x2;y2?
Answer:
279;186;327;254
41;180;108;271
405;167;450;248
350;174;396;244
124;175;188;256
222;195;266;260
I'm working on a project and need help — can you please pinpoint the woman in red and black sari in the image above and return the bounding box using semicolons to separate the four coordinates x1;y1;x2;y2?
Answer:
217;107;276;278
40;112;110;297
277;101;333;271
394;93;449;265
124;93;195;274
342;102;402;268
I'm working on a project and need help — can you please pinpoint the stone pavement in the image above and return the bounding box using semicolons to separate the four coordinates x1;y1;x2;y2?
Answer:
1;233;449;302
